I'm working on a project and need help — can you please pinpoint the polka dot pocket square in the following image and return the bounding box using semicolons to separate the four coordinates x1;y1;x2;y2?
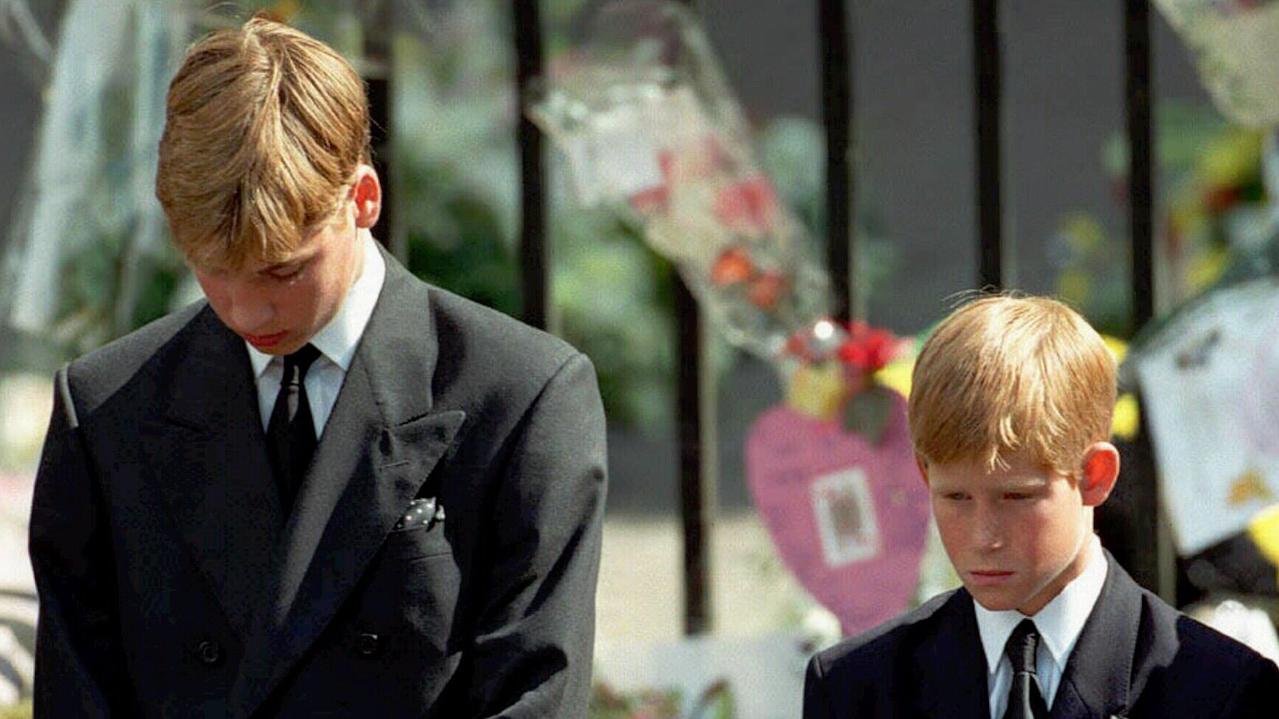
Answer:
392;497;445;532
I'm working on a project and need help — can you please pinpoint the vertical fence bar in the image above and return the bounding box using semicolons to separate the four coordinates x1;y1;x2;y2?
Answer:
1126;1;1155;330
674;0;714;636
675;277;715;635
820;0;855;322
514;0;550;331
365;4;396;257
1121;0;1174;601
972;0;1003;289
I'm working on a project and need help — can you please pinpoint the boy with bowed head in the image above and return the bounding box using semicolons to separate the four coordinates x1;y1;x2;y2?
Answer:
803;295;1278;718
29;13;606;717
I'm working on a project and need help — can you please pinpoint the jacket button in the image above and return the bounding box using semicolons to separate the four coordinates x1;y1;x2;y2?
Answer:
354;632;381;657
196;639;223;666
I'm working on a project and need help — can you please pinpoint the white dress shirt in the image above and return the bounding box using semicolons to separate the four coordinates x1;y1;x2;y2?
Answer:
246;234;386;438
974;534;1108;719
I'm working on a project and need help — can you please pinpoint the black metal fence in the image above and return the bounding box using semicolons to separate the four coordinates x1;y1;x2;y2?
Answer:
369;0;1171;634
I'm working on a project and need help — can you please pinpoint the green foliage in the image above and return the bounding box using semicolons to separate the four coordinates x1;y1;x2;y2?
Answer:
842;384;894;445
132;258;183;328
402;162;522;318
551;208;678;429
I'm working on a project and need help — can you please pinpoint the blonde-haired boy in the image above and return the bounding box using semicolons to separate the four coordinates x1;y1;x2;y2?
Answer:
30;14;606;717
804;295;1278;719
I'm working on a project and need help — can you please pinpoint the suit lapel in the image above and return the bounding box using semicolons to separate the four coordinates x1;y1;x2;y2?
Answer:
147;307;283;640
916;589;992;719
231;257;467;717
1050;550;1142;719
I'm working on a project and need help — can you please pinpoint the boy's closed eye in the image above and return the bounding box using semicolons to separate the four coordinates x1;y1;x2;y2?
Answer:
263;260;309;281
934;488;1040;501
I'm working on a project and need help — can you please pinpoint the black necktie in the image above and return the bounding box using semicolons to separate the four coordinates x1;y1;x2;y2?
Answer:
1002;619;1049;719
266;343;322;516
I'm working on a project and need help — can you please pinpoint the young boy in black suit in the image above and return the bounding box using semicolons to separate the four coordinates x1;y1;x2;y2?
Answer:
804;296;1279;718
29;14;607;717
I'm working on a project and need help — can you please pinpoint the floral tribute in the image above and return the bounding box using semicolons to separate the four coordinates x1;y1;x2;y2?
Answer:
746;318;930;635
783;320;905;444
529;0;930;635
529;2;830;362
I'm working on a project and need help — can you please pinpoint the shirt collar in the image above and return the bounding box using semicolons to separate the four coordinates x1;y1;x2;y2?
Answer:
973;534;1108;675
246;233;386;377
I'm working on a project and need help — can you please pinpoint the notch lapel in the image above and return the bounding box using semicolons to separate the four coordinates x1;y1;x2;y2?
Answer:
231;261;466;717
1050;551;1141;719
147;308;284;640
917;590;992;719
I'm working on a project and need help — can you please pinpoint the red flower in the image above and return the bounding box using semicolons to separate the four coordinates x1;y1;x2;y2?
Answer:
711;245;756;286
713;175;778;234
837;322;900;374
747;271;788;311
657;149;676;181
1203;185;1242;214
784;331;810;359
629;185;669;214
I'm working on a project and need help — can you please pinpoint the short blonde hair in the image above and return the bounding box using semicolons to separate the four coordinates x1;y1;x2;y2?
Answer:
155;13;370;269
908;295;1116;476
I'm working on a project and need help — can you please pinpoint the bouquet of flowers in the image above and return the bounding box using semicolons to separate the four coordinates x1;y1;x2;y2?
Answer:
529;0;830;363
783;319;906;444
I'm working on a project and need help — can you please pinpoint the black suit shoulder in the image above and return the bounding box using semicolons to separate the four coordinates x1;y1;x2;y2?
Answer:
809;589;959;691
805;590;980;719
418;282;588;424
61;301;207;420
1132;586;1279;716
376;270;600;476
812;589;957;673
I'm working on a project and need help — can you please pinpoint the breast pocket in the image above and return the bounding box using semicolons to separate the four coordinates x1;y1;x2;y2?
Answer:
379;519;452;563
379;496;452;562
353;515;462;662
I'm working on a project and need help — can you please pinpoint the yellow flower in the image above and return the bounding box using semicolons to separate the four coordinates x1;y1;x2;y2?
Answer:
1196;130;1262;189
1247;504;1279;588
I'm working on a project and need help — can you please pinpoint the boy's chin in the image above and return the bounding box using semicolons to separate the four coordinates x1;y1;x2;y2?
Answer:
965;585;1026;612
968;580;1064;616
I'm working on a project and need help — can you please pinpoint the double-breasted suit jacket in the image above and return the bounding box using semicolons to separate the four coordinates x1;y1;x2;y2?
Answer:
804;551;1279;718
29;250;608;717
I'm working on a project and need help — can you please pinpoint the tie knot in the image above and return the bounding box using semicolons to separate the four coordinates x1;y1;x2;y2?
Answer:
283;343;322;382
1004;619;1040;674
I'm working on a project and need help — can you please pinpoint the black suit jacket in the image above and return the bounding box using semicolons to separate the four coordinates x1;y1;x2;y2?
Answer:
804;551;1279;718
28;251;608;717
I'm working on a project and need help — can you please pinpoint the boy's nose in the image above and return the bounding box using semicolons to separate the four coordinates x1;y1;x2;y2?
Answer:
974;508;1004;550
226;286;275;334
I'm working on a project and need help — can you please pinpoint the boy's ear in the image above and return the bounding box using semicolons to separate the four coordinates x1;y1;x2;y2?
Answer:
351;164;382;230
915;454;930;486
1079;441;1120;507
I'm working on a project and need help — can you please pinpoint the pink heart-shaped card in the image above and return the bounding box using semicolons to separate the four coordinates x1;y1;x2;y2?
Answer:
745;392;930;635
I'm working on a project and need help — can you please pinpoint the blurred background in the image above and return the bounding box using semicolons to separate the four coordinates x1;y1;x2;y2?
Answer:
2;1;1279;717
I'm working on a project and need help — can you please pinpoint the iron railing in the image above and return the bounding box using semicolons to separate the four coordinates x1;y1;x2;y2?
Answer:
367;0;1169;633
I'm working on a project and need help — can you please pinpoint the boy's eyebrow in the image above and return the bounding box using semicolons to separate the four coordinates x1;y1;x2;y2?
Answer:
258;253;316;274
929;475;1049;492
991;476;1050;490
